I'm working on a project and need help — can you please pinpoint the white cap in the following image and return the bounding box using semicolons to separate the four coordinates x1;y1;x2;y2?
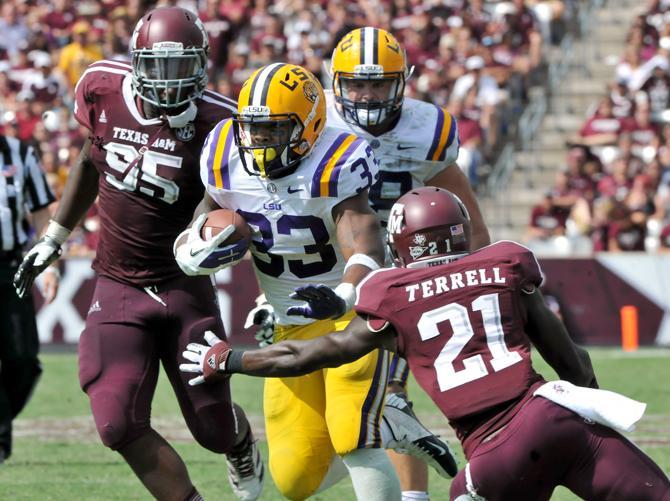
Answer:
465;56;485;71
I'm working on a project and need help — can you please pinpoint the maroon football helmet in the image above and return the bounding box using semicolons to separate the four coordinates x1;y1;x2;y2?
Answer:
387;187;472;267
130;7;209;109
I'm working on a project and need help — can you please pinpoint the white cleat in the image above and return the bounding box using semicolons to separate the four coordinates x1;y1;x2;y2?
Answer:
381;392;458;478
226;431;265;501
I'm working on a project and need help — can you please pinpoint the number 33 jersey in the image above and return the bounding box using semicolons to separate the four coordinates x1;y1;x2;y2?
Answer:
73;60;236;286
326;91;459;227
201;119;379;325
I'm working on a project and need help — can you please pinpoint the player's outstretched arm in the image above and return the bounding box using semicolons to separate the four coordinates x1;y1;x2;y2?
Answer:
14;138;99;298
287;191;385;320
522;287;598;388
181;316;396;382
426;165;490;250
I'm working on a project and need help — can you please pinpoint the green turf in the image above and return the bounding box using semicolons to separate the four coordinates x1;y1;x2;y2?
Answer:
2;348;668;500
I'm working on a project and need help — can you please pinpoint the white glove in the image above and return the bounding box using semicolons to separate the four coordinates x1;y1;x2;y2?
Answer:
14;236;62;298
174;214;247;276
244;294;275;347
180;330;232;386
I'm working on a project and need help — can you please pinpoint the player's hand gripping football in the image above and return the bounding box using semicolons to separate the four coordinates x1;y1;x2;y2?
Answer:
287;284;349;320
245;294;275;347
174;214;247;276
13;236;62;298
180;330;233;386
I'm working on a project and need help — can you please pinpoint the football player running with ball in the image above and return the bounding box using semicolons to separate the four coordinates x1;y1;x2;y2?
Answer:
244;28;490;501
13;7;263;501
183;187;670;501
174;64;456;501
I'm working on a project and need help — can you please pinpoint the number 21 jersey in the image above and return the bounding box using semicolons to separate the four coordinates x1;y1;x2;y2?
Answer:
355;241;545;455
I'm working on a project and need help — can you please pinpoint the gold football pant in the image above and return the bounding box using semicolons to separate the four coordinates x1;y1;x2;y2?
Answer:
264;311;389;500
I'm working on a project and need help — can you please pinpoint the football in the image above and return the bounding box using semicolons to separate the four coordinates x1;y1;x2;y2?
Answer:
201;208;252;246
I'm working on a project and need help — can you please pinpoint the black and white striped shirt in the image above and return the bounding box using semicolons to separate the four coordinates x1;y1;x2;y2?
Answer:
0;135;55;252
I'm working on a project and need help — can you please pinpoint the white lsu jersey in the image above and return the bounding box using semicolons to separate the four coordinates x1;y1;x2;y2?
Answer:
201;119;379;325
325;90;460;226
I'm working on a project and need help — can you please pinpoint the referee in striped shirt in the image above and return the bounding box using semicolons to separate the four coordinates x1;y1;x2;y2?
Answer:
0;133;58;463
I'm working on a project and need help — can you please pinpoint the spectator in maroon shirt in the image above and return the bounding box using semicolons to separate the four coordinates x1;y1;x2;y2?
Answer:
659;219;670;251
598;155;634;200
627;102;659;150
638;62;670;116
504;0;543;68
577;98;625;147
608;203;647;251
526;192;567;241
563;146;597;195
448;97;483;186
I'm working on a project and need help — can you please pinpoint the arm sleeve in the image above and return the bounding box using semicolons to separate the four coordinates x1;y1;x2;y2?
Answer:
516;244;544;290
73;69;95;131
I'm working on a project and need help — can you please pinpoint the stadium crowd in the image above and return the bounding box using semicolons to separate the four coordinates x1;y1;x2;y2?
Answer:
0;0;570;256
526;0;670;252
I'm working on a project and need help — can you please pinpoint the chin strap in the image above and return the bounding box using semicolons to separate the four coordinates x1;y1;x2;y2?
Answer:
165;101;198;128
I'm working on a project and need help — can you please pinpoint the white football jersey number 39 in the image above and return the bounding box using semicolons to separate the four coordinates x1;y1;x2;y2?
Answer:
104;141;182;204
418;293;522;391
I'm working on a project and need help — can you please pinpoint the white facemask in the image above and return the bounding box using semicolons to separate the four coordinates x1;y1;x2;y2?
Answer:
354;107;387;126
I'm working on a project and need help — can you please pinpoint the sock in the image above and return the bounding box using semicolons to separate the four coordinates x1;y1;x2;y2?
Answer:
184;487;204;501
342;448;401;501
315;454;348;493
402;490;430;501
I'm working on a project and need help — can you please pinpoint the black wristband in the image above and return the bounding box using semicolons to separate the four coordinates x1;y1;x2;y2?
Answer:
225;350;245;373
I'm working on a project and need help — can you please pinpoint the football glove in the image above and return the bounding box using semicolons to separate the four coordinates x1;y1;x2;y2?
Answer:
244;294;275;347
14;236;62;298
180;330;233;386
286;283;355;320
174;214;247;276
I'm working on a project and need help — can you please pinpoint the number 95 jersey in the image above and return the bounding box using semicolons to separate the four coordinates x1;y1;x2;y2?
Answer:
201;119;379;325
73;60;236;286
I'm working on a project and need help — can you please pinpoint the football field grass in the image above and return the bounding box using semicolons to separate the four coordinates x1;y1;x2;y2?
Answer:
1;348;668;500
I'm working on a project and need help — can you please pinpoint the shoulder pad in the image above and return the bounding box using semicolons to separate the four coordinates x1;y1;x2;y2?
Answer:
198;90;238;124
309;130;379;198
201;118;235;190
354;268;400;319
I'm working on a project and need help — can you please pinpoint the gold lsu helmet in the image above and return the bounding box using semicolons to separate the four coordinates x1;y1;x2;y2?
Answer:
331;27;413;129
234;63;326;179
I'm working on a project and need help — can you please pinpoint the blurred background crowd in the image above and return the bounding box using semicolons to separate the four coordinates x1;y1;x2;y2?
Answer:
1;0;591;256
525;0;670;253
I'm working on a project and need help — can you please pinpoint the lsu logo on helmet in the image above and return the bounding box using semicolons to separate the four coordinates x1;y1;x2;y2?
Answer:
331;27;413;128
233;63;326;179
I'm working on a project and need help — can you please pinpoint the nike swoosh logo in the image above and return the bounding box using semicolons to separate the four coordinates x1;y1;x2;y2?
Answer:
189;248;204;257
287;187;303;194
397;144;415;150
421;439;448;456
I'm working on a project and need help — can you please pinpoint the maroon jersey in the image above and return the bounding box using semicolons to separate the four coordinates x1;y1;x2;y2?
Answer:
73;60;236;286
355;241;545;456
